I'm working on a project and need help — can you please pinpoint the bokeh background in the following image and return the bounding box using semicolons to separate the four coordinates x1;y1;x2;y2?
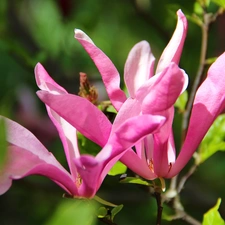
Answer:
1;0;225;224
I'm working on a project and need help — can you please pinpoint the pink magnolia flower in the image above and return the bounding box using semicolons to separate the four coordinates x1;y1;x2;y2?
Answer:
58;9;225;181
0;65;164;198
35;10;190;184
69;9;189;179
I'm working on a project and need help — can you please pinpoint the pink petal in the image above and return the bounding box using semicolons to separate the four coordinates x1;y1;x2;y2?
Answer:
124;41;155;98
168;52;225;177
46;109;80;178
35;63;67;94
156;10;188;74
141;63;188;114
0;117;78;196
74;29;127;110
111;97;141;133
120;149;157;180
152;126;175;177
37;91;112;147
96;114;166;169
35;63;78;177
73;114;165;196
73;155;104;198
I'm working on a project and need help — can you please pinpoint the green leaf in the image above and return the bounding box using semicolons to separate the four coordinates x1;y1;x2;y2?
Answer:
211;0;225;8
111;204;123;221
0;119;7;168
45;199;98;225
186;14;203;26
202;198;225;225
105;105;117;114
77;132;101;156
205;57;217;65
97;205;123;222
108;161;127;176
194;1;204;15
174;90;188;111
120;176;150;186
198;114;225;164
97;207;108;218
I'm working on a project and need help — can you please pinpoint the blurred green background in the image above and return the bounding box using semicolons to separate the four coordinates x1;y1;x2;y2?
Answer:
1;0;225;224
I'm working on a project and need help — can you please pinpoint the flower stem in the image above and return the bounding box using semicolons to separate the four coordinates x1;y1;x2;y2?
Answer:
98;218;119;225
177;163;198;193
94;195;118;207
154;191;163;225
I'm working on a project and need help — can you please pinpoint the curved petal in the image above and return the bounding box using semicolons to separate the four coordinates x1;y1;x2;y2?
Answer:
0;146;78;196
0;117;78;196
35;63;67;94
152;126;175;177
111;97;141;133
74;29;127;110
37;91;112;147
46;109;80;178
35;63;78;177
141;63;188;114
167;52;225;178
73;155;104;198
96;114;166;169
156;10;188;74
73;114;165;197
124;41;155;98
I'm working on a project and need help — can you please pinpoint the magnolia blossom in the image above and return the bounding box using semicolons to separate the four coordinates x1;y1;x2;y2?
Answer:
0;65;164;198
39;9;225;181
37;10;190;181
70;9;188;179
70;9;225;180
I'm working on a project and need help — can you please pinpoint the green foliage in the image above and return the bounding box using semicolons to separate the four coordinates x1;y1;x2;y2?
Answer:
205;57;217;64
93;195;118;208
211;0;225;8
95;195;123;222
97;204;123;222
120;176;151;186
0;119;7;168
97;207;108;218
194;1;204;15
105;105;117;114
45;199;98;225
111;205;124;221
20;0;65;58
108;161;127;176
198;114;225;164
77;132;101;156
174;90;188;112
202;198;225;225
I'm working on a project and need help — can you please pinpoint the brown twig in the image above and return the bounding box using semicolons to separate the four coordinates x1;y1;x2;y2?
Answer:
182;12;209;136
98;218;118;225
172;207;202;225
182;8;224;137
177;163;198;193
154;191;163;225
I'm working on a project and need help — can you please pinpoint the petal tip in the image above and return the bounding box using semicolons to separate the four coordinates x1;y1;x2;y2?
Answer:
177;9;188;29
74;28;83;37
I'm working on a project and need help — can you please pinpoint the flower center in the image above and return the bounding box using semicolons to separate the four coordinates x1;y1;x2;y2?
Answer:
75;173;82;188
148;158;154;172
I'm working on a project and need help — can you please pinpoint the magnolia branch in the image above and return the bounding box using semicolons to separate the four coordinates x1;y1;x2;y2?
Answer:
182;8;224;135
182;12;209;134
154;191;163;225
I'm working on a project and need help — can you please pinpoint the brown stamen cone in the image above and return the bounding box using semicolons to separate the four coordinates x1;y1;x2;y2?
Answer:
78;72;98;104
